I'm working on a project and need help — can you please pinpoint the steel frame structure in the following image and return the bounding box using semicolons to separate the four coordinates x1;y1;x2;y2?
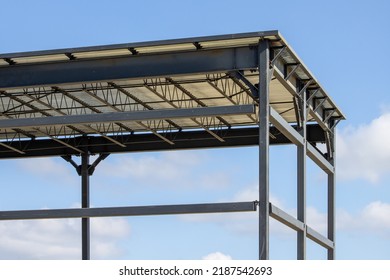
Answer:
0;31;344;260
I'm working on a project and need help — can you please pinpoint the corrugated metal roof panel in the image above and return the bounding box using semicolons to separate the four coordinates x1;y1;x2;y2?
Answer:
73;49;131;59
12;54;69;64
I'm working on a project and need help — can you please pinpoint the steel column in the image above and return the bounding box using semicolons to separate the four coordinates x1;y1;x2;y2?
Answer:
258;39;270;260
327;126;336;259
81;152;90;260
297;85;307;259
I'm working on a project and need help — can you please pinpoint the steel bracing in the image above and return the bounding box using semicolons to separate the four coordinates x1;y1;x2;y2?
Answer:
0;31;344;260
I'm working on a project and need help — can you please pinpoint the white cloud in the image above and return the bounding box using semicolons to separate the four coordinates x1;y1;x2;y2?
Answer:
0;215;130;260
337;111;390;183
97;150;231;189
233;186;286;209
202;252;232;260
337;201;390;238
100;151;201;180
17;157;75;182
91;217;130;238
0;219;79;259
361;201;390;230
307;206;327;235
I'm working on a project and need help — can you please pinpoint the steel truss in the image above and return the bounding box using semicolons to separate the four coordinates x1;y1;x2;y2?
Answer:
0;31;343;260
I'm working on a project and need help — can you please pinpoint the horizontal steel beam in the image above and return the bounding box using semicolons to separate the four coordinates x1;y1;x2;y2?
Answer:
269;107;334;174
306;226;334;249
306;142;334;174
309;108;330;131
269;203;305;232
0;47;258;89
273;66;299;98
269;107;304;146
0;201;257;220
0;125;326;159
273;67;332;131
269;202;334;250
0;105;255;130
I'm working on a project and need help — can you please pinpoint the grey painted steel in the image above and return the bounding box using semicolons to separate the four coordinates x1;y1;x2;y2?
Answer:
0;105;255;130
306;226;334;250
272;67;334;132
310;109;331;132
0;202;257;220
0;142;25;155
269;203;334;250
0;47;258;89
328;128;336;259
306;143;334;174
297;87;307;260
259;39;270;260
269;107;304;146
89;153;110;175
328;171;336;259
81;153;90;260
269;203;305;232
272;67;300;98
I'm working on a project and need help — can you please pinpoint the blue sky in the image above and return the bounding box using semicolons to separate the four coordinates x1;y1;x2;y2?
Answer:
0;0;389;260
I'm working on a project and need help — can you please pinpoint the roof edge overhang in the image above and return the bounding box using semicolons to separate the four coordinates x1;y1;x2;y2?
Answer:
0;30;281;59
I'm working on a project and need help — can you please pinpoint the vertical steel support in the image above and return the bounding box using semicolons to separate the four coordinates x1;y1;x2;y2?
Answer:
81;152;90;260
297;86;307;259
259;39;270;260
327;127;336;260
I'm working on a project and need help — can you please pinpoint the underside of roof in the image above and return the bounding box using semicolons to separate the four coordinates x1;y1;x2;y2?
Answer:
0;31;344;159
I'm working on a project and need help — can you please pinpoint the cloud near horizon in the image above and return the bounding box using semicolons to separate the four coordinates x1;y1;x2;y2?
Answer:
0;215;131;260
202;251;232;260
338;201;390;238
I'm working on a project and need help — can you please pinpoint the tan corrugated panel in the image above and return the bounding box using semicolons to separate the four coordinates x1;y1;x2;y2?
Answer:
12;54;69;64
136;43;195;54
0;59;10;66
200;37;259;48
73;49;130;58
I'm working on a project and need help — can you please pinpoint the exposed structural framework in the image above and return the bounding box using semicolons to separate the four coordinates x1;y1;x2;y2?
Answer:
0;31;344;260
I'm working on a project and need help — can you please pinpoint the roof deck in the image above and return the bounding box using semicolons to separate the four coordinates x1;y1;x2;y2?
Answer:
0;31;343;159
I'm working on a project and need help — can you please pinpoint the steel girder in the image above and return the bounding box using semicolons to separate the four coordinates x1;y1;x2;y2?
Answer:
0;47;258;90
0;125;326;159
